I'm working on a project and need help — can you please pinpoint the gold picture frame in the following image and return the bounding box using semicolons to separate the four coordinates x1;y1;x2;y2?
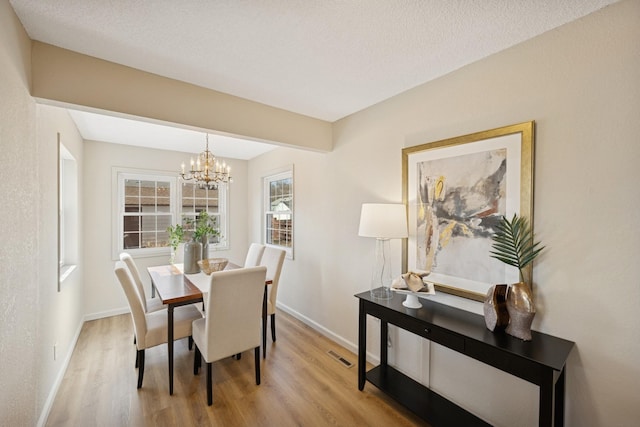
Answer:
402;121;535;301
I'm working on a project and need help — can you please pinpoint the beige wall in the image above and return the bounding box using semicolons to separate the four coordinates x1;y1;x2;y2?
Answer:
0;1;38;425
31;42;333;153
250;1;640;426
0;4;86;424
82;141;250;317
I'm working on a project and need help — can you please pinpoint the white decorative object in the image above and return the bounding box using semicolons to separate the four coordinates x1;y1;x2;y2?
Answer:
359;204;408;299
391;272;436;308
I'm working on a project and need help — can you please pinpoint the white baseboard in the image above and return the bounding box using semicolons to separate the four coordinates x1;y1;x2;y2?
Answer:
84;306;130;321
36;319;84;427
276;302;380;365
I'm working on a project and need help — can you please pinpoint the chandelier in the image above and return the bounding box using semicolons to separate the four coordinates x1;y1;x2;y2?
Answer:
180;134;232;189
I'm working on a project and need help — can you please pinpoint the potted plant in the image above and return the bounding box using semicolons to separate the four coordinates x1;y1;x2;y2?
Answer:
166;223;185;264
192;211;218;242
169;212;221;272
192;211;219;256
489;213;545;340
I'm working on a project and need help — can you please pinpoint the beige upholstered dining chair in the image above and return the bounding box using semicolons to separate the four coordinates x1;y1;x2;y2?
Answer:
114;261;202;389
119;252;164;313
192;266;267;406
244;243;265;267
260;247;286;344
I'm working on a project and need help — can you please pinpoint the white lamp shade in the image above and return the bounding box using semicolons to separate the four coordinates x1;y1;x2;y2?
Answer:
358;203;408;238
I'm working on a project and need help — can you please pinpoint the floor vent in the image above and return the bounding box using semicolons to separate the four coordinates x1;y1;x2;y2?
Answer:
327;350;353;368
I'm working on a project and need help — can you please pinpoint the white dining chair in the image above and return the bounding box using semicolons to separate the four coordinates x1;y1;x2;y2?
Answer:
114;261;202;389
260;247;286;345
244;243;265;267
119;252;164;313
192;266;267;405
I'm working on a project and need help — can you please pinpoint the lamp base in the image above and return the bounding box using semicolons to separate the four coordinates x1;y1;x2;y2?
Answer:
370;286;393;300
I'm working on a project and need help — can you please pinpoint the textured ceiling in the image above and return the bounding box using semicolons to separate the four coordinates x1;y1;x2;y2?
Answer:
10;0;619;156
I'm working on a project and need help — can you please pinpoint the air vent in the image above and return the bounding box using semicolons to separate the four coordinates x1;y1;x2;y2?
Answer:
327;350;353;368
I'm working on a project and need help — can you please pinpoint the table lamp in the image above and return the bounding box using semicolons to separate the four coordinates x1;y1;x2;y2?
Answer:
358;203;408;299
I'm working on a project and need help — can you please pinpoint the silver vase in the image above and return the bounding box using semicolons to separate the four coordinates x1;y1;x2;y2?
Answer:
483;284;509;332
505;282;536;341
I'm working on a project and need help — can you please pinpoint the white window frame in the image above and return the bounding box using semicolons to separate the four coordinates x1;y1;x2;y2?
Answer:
112;168;177;259
263;165;294;259
59;140;78;287
112;167;230;259
59;148;66;268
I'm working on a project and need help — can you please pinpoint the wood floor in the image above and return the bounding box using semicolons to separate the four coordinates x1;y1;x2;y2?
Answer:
46;310;428;427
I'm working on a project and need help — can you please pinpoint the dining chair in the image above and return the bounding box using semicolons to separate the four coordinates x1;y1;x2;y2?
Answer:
192;266;267;405
119;252;164;313
244;243;265;267
114;261;202;389
260;247;286;344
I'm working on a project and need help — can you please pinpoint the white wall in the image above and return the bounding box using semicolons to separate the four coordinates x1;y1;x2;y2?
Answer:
35;104;85;425
249;1;640;426
82;141;250;317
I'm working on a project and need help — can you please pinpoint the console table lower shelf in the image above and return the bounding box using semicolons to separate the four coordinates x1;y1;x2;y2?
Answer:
366;364;490;426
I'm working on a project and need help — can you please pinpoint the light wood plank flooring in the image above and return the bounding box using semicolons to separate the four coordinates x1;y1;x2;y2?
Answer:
46;310;428;426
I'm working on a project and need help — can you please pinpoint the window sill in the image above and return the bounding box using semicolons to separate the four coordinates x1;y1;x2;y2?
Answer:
59;264;77;283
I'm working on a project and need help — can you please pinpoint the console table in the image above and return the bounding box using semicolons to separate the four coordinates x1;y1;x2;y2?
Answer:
356;290;574;427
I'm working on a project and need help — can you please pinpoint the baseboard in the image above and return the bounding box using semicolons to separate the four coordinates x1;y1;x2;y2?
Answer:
276;302;380;365
36;319;84;427
84;306;130;321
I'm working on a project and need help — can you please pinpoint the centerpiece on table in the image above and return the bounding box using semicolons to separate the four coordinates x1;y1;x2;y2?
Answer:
167;211;220;274
488;213;545;341
191;211;219;260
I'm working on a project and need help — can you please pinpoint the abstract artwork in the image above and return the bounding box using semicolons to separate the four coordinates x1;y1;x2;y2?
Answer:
402;122;534;301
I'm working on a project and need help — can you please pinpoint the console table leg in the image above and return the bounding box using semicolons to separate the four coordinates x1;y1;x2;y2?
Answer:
381;320;388;367
539;369;554;426
358;300;367;391
554;368;566;427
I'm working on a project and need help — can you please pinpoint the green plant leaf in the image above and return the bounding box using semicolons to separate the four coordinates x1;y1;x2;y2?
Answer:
490;213;544;282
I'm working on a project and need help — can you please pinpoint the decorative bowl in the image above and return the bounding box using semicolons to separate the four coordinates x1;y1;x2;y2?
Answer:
197;258;228;275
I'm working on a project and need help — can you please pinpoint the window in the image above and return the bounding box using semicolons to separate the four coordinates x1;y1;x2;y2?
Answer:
113;167;229;258
181;182;228;248
263;167;293;259
59;149;66;268
59;140;78;287
122;176;173;250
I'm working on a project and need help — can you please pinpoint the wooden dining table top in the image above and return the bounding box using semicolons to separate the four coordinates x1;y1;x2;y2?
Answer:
147;264;203;305
148;262;272;305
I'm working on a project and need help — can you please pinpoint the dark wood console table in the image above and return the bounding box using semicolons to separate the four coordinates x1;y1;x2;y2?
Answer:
356;291;574;427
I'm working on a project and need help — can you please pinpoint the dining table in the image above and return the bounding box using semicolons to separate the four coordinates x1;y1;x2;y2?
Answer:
147;262;272;395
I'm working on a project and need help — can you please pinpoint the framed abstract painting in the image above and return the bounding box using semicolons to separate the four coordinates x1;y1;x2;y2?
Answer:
402;122;535;301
